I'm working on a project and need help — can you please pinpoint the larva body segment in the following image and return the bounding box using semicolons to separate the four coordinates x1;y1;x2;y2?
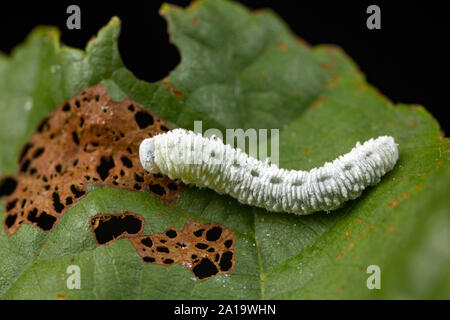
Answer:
139;129;399;215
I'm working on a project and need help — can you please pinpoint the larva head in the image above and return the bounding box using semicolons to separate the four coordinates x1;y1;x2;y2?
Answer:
139;138;160;174
359;135;399;172
375;135;399;166
383;135;399;168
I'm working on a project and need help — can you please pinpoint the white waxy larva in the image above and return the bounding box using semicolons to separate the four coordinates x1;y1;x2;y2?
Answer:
139;129;399;215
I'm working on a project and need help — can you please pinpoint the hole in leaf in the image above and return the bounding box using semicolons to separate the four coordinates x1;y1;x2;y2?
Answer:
193;258;219;280
149;184;166;196
97;156;115;181
27;208;56;231
90;211;144;245
135;111;154;129
206;226;222;241
219;251;233;272
0;177;17;197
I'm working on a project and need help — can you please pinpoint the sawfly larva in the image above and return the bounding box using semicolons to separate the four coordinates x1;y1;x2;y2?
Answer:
140;129;398;214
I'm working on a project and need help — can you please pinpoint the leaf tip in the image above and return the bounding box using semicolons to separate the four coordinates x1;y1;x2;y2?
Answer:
109;16;122;26
159;3;179;15
28;26;61;45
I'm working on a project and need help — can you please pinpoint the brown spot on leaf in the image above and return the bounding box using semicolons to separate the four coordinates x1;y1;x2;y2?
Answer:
295;36;310;46
415;183;424;190
321;56;337;72
162;77;183;98
387;199;398;207
336;252;344;259
2;84;183;236
278;42;287;52
321;63;334;71
311;97;326;109
331;75;340;84
387;224;396;233
400;192;410;199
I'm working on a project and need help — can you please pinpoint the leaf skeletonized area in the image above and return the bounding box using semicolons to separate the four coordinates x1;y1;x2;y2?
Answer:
1;84;183;235
0;0;448;299
90;213;237;281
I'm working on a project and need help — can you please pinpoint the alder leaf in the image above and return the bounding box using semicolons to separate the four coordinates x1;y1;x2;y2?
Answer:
0;0;448;299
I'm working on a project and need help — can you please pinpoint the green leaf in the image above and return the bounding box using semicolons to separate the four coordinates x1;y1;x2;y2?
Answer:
0;0;449;299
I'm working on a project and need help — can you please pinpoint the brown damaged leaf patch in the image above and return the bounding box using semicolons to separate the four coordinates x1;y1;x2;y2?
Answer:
2;84;183;236
131;220;236;280
89;213;236;281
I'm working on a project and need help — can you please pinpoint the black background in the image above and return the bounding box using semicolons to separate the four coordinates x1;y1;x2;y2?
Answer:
0;1;447;134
